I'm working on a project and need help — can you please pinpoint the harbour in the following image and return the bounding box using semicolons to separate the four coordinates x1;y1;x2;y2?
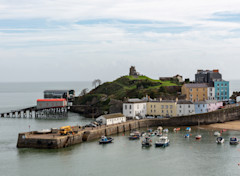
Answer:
1;81;240;176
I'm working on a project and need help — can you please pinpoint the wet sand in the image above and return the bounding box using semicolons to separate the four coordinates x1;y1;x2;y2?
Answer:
201;120;240;131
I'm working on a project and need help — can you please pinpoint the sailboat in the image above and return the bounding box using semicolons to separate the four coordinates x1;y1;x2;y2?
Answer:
195;120;202;140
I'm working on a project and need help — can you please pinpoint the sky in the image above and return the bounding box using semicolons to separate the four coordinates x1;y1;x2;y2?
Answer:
1;0;240;82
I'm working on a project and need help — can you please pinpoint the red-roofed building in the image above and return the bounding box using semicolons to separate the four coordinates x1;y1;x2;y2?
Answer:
37;99;67;109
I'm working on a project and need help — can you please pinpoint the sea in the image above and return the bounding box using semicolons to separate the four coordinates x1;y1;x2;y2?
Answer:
0;80;240;176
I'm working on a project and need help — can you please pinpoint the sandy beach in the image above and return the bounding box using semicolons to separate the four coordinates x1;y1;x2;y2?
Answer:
201;120;240;131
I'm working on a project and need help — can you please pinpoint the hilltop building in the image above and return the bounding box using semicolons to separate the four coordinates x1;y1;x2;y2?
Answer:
129;66;139;77
159;74;183;83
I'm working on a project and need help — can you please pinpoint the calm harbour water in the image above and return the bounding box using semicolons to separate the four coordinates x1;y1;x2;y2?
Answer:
1;81;240;176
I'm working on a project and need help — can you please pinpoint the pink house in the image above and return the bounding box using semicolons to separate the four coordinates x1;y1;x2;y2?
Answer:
206;100;223;112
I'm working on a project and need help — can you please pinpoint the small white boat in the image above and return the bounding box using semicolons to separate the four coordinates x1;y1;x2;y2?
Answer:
185;127;191;131
195;134;202;140
157;126;163;132
163;129;169;133
216;137;224;144
214;131;221;136
155;136;170;147
185;134;190;138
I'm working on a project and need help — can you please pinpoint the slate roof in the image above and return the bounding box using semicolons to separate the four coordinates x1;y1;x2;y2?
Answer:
184;83;209;88
177;100;193;104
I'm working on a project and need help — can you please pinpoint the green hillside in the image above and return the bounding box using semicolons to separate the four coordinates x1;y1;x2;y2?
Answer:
75;75;181;105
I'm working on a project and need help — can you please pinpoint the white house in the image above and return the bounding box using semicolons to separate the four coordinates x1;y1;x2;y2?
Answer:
206;100;223;112
208;87;215;100
96;113;126;125
177;100;195;116
123;98;147;119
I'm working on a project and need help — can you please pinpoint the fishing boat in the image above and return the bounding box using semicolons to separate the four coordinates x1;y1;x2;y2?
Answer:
185;127;191;131
142;136;152;147
195;134;202;140
141;132;147;137
155;136;170;147
173;128;181;132
185;134;190;138
216;137;224;144
163;129;169;133
230;137;239;145
99;136;113;144
214;131;221;136
157;126;163;132
154;130;159;135
129;131;140;140
148;132;155;137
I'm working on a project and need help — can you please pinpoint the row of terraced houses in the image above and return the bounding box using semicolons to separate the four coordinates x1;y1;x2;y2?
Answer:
123;69;229;119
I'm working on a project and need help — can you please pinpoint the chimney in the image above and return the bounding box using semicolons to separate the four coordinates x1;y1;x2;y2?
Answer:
213;69;219;73
176;97;179;102
159;98;162;102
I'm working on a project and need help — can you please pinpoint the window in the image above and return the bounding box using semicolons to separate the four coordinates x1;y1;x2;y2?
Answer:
154;105;156;108
154;110;156;112
125;105;127;110
197;88;198;92
151;105;152;108
166;105;168;109
179;110;181;113
129;105;132;109
137;105;139;109
151;110;152;113
130;111;131;114
198;105;200;108
190;88;192;92
161;105;164;109
225;84;227;86
180;105;182;108
171;110;172;113
162;110;164;113
188;105;190;108
170;105;173;109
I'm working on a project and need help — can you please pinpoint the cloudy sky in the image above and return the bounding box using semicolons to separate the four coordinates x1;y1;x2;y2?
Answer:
1;0;240;82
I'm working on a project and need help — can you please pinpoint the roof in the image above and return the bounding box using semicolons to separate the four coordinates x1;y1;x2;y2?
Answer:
193;101;207;105
184;83;209;88
100;113;125;119
37;99;67;102
125;98;146;103
149;100;176;103
177;100;193;104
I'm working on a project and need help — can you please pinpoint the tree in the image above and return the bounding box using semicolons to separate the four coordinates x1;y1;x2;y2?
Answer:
80;88;88;96
92;79;102;88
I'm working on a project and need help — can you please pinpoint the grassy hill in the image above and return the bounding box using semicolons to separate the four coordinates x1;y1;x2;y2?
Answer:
72;75;182;116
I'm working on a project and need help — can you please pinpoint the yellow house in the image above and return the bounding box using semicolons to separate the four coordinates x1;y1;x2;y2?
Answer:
181;83;208;102
147;100;177;117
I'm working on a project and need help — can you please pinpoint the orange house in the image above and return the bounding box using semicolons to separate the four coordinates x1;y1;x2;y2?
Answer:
181;83;209;102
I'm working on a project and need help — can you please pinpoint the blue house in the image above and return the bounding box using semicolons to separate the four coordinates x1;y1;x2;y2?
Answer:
214;80;229;101
194;102;208;114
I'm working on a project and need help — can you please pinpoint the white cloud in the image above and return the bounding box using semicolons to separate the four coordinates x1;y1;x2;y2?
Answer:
1;0;240;82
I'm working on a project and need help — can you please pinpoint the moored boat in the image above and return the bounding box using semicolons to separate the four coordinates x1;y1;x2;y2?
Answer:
157;126;163;132
230;137;239;145
214;131;221;136
142;136;152;147
129;131;140;140
185;134;190;138
163;129;169;133
155;136;170;147
195;134;202;140
99;136;113;144
173;128;180;132
216;137;224;144
185;127;191;131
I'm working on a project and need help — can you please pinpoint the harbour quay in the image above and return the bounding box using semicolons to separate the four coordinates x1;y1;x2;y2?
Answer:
17;106;240;149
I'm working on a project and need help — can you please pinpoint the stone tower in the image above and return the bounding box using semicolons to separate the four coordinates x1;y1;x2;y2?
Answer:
129;66;139;76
